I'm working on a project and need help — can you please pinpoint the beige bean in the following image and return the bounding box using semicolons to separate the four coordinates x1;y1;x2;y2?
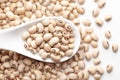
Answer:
78;0;85;5
56;19;65;26
80;30;87;39
93;0;98;2
70;62;77;68
63;10;70;18
60;0;69;6
65;24;72;31
85;27;93;33
0;13;6;20
76;6;85;14
73;19;80;25
64;67;74;74
60;75;67;80
92;49;99;58
44;44;51;52
28;25;37;34
24;1;32;10
9;0;18;2
1;55;9;62
50;48;60;54
68;73;78;80
62;31;71;38
35;37;43;46
84;35;91;43
73;9;79;18
106;64;113;73
85;52;92;61
104;14;112;21
74;66;80;73
54;4;62;11
35;10;42;18
39;50;49;60
54;43;61;48
48;24;55;33
3;62;11;68
31;14;37;20
96;66;104;75
6;11;14;20
23;76;31;80
97;0;106;8
18;63;25;72
91;32;99;41
0;74;4;80
30;33;42;39
78;61;85;69
83;70;89;80
88;66;96;75
59;51;65;57
43;33;53;41
69;38;74;43
69;13;75;20
102;39;109;49
83;19;91;26
91;41;98;48
61;37;69;44
25;11;32;18
23;58;32;66
15;7;25;15
17;1;23;8
10;74;15;79
43;0;50;6
84;44;89;52
36;23;44;33
49;37;59;46
30;41;37;49
94;73;101;80
65;49;73;57
31;74;36;80
105;30;111;39
93;58;101;65
77;72;83;79
26;38;32;46
92;8;99;17
50;54;61;62
112;43;118;53
50;19;56;26
42;19;50;26
22;31;30;40
60;45;69;51
95;18;103;26
61;62;67;69
34;70;42;80
54;32;62;38
55;26;64;31
10;3;17;12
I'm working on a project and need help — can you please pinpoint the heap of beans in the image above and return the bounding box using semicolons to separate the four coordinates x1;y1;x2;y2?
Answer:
0;0;119;80
22;18;74;62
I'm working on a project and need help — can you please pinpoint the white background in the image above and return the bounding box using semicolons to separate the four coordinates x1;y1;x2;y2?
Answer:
79;0;120;80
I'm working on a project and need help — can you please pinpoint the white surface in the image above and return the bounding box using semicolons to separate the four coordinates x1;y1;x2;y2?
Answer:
0;17;80;63
81;0;120;80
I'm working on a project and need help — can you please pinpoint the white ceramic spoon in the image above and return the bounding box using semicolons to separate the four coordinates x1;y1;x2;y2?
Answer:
0;16;80;63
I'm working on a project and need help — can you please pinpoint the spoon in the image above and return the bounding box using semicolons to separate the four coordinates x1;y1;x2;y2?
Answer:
0;16;80;63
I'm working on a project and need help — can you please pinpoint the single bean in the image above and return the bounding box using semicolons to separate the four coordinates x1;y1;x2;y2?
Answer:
105;30;111;39
112;43;118;53
106;64;113;73
102;39;109;49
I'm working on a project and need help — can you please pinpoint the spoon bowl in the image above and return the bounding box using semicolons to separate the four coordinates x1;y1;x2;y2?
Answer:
0;16;80;63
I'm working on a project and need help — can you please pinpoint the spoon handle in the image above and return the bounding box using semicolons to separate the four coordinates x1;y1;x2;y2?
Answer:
0;29;16;50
